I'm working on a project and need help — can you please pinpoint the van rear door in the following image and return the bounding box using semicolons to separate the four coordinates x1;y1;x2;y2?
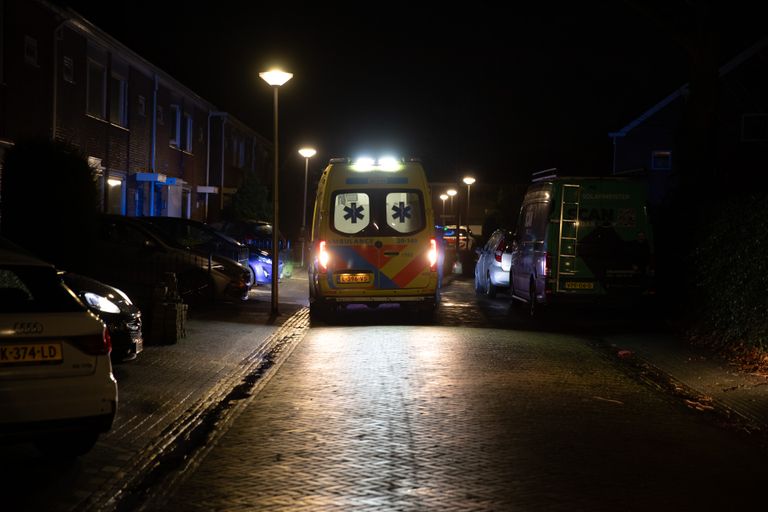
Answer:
328;190;431;291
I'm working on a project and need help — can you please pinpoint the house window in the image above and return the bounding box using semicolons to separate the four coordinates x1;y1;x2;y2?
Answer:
170;104;181;147
742;114;768;142
24;36;38;66
232;136;245;167
110;72;128;127
184;113;193;152
137;95;146;117
86;59;106;118
651;150;672;171
63;56;74;83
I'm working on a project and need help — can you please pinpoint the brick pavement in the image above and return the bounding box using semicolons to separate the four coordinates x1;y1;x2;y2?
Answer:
144;323;768;512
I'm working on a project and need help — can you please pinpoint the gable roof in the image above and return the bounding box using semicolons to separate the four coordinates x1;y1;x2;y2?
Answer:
609;36;768;138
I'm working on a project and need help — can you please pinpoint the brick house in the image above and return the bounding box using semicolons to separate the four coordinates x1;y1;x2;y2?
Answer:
0;0;271;222
608;37;768;210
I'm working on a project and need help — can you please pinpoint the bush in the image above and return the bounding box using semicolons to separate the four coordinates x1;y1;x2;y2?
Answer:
691;192;768;352
0;138;99;270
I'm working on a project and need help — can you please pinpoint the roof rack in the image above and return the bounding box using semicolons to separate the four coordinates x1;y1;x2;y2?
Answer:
531;168;558;182
328;157;348;164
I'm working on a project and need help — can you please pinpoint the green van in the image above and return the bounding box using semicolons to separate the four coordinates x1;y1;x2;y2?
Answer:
509;172;655;315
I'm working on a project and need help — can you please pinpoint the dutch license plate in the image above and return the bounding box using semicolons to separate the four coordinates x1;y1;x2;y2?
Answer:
564;281;595;290
338;273;371;284
0;342;63;364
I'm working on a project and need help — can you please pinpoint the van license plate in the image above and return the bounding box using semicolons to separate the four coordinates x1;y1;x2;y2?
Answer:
338;273;371;284
0;342;63;364
564;281;594;290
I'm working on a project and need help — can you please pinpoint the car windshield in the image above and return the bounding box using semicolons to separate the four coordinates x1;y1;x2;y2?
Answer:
0;265;84;313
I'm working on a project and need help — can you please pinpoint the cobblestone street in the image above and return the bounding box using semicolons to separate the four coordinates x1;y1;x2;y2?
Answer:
144;317;768;511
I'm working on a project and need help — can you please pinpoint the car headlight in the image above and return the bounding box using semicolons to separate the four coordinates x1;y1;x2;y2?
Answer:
83;292;121;314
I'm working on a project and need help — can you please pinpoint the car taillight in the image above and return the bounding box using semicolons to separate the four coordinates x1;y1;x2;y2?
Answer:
428;238;438;269
544;252;552;276
318;240;329;271
72;326;111;355
494;239;505;263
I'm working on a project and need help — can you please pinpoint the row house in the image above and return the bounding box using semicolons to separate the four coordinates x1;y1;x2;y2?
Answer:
0;0;271;222
608;36;768;211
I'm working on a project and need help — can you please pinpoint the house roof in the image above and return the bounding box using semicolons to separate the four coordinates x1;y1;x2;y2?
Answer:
609;36;768;139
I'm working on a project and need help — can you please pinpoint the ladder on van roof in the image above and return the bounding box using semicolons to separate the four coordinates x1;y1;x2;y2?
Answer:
556;183;580;291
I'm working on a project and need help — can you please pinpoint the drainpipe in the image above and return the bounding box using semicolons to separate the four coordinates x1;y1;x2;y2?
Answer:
220;117;226;211
150;73;158;216
206;111;226;221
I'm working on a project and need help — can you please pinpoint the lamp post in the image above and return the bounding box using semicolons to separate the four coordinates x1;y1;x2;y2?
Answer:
462;176;475;249
446;188;457;249
298;147;316;268
439;193;448;224
259;68;293;316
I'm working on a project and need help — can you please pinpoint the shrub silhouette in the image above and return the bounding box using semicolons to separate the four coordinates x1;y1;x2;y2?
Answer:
1;137;99;270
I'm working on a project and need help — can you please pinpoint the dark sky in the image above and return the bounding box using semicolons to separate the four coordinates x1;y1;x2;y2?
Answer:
54;1;765;184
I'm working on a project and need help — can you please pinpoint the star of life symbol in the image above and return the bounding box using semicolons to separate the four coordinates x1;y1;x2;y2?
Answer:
343;202;365;224
391;201;411;223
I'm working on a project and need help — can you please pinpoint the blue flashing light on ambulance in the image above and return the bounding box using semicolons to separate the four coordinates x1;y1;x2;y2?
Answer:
308;156;440;321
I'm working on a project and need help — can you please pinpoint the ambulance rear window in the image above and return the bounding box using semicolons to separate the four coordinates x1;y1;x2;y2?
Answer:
385;192;424;234
331;190;426;236
333;192;371;234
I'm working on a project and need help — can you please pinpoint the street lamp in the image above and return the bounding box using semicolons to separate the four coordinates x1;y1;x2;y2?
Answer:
259;68;293;316
462;176;476;249
446;188;457;218
298;147;316;268
439;193;448;224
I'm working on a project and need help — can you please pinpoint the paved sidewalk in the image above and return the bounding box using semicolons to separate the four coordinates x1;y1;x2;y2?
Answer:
607;332;768;433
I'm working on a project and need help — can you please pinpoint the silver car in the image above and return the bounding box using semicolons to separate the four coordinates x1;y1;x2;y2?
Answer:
474;229;514;298
0;248;117;457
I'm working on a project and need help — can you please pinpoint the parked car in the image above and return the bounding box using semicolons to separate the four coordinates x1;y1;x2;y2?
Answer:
77;215;251;309
0;248;117;457
441;225;476;250
62;272;143;363
137;217;251;283
211;219;287;283
474;229;514;298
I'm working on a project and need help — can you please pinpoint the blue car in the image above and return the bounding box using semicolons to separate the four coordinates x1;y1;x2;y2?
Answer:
211;219;289;285
248;248;284;285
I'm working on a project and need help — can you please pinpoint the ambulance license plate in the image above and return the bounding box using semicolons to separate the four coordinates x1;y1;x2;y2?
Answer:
338;273;371;284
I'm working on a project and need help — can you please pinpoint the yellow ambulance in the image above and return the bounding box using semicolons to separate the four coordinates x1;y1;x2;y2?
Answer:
308;157;439;320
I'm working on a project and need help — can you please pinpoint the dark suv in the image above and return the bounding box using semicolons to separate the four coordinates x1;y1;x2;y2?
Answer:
138;217;251;283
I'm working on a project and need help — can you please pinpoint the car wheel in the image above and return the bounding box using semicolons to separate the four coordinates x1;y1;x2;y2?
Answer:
528;280;537;317
474;268;483;295
36;430;99;459
485;272;498;298
309;299;330;323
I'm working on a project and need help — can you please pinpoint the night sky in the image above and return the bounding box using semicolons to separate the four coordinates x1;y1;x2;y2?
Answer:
54;1;765;186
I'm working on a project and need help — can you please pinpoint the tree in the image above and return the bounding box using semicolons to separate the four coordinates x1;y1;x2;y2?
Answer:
0;138;99;270
227;169;271;221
